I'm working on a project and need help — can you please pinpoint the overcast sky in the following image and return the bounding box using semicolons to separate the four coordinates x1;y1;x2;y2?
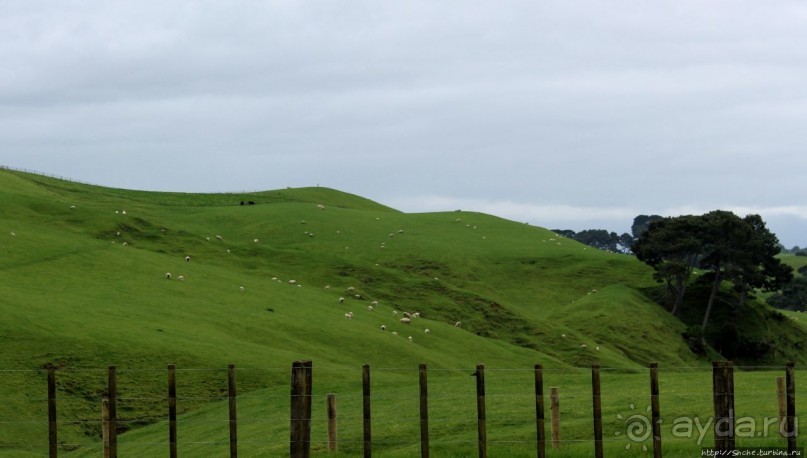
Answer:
2;1;806;246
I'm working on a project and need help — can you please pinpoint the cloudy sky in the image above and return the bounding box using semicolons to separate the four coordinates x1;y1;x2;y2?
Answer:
2;1;806;246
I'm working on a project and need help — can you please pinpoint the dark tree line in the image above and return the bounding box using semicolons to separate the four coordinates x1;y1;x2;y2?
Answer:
553;214;662;254
767;265;807;311
631;210;793;335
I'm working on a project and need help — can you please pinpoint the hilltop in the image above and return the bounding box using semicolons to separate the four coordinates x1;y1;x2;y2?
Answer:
1;168;804;455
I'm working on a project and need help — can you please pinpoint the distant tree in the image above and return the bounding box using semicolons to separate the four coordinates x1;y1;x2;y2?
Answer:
767;277;807;311
618;233;634;254
633;215;704;316
631;214;663;239
552;229;576;238
573;229;620;251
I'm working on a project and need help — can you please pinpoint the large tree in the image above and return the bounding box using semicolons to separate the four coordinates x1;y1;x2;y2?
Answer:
697;211;792;334
632;215;703;317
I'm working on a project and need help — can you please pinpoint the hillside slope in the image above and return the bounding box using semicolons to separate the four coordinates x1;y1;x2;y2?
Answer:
1;168;800;455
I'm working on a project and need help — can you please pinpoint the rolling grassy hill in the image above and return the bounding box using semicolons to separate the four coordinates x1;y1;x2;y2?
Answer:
1;168;804;456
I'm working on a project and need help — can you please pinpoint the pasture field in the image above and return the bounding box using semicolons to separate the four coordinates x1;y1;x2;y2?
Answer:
0;168;804;456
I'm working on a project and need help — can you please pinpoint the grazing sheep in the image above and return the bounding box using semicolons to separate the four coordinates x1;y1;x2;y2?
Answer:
165;272;172;280
380;325;387;331
454;321;462;327
412;312;421;318
10;232;15;237
368;305;374;311
239;286;245;292
324;285;331;289
393;310;398;316
392;331;398;336
338;297;345;304
121;242;128;246
408;336;413;343
371;300;379;306
216;235;223;240
354;294;361;299
402;312;412;318
317;204;325;210
288;280;297;285
400;317;411;325
424;329;430;334
185;256;191;262
347;287;355;292
272;277;278;281
345;312;353;320
581;344;587;348
253;239;259;243
121;210;127;215
178;275;185;281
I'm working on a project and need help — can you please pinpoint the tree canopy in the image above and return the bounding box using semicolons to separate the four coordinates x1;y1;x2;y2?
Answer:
632;210;792;334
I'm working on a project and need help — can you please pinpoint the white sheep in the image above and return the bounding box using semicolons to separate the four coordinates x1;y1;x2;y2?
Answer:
324;285;331;289
121;210;127;215
371;300;379;306
345;312;353;320
165;272;172;280
424;329;430;334
216;235;223;240
402;312;412;318
408;336;413;343
392;331;398;336
454;321;462;327
239;286;245;292
400;317;411;325
288;280;297;285
185;256;191;262
272;277;278;281
347;287;355;292
393;310;398;316
380;325;386;331
253;238;259;243
10;232;16;237
338;297;345;304
178;275;185;281
368;305;374;311
412;312;421;318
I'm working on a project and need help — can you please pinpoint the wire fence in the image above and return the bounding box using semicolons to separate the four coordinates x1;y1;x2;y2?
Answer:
0;362;803;457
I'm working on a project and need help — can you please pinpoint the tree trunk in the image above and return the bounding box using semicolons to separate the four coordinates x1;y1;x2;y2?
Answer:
671;279;688;317
701;267;722;335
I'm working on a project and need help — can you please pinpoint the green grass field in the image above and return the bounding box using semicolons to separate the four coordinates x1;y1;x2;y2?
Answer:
1;168;804;456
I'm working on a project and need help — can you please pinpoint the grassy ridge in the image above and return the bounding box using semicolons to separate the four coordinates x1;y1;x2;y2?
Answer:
1;168;803;456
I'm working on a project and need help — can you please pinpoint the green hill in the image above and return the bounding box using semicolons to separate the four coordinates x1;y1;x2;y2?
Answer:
1;168;803;456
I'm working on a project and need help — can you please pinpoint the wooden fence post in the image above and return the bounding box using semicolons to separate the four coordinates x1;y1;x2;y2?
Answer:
649;363;662;458
362;364;371;458
776;376;786;437
290;361;313;458
534;365;545;458
712;361;735;451
550;387;560;449
591;364;603;458
419;363;429;458
107;366;117;458
48;368;57;458
785;362;796;454
168;364;177;458
327;394;338;454
228;364;238;458
102;397;110;458
475;364;487;458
